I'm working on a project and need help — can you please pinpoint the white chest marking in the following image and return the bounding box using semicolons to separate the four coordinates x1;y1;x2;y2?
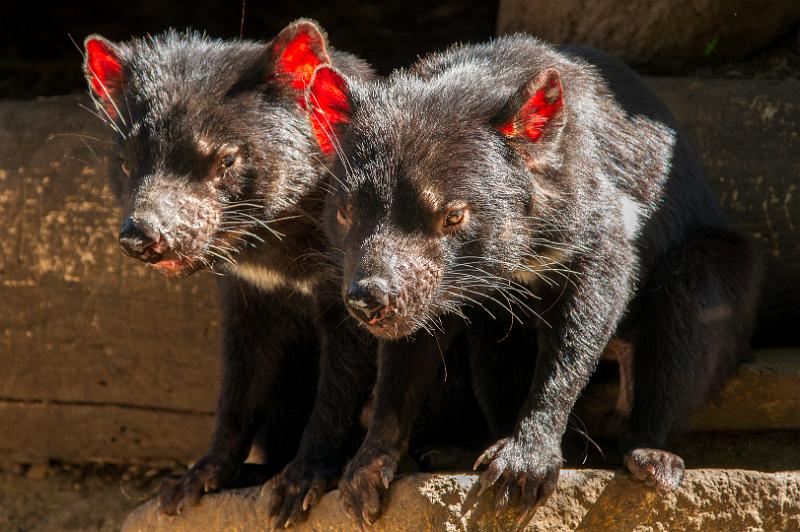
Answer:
620;194;643;240
234;264;316;296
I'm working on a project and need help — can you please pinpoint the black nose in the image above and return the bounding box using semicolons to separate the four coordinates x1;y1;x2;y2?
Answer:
347;278;394;324
118;218;165;263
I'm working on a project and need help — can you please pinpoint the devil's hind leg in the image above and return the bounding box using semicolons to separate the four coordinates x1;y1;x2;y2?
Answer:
623;228;762;490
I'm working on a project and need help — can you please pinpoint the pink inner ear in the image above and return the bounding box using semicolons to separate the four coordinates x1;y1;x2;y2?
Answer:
499;77;563;142
308;68;349;154
86;39;122;101
275;31;327;94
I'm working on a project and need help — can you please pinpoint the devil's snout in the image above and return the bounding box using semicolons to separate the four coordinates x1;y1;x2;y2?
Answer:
118;217;169;263
346;277;396;325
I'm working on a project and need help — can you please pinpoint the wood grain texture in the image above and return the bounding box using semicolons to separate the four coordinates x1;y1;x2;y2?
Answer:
0;79;797;464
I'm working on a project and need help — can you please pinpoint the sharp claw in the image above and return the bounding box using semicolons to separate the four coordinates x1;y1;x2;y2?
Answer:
380;469;391;490
277;508;290;530
472;453;486;471
343;501;356;522
302;490;315;512
362;508;373;527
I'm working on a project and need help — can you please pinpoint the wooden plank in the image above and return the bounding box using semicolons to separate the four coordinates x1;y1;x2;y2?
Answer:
0;350;796;466
0;400;212;465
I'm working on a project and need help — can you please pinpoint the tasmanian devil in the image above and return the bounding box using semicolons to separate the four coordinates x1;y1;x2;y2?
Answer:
82;20;489;527
304;35;763;526
81;20;377;517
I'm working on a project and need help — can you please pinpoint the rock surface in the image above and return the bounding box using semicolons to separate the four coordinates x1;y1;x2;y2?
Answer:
497;0;800;71
122;470;800;531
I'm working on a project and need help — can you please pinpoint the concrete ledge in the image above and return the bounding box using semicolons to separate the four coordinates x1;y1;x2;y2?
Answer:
122;470;800;531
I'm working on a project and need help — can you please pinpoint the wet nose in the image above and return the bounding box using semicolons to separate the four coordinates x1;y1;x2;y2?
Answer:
347;278;394;324
118;217;167;263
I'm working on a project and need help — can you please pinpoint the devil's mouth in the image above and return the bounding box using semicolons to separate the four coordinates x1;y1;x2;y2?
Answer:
149;256;203;278
148;231;239;278
356;315;420;341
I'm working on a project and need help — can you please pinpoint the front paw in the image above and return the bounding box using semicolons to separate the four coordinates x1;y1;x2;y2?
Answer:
266;457;338;529
624;448;684;492
473;437;561;526
158;455;234;516
338;447;399;529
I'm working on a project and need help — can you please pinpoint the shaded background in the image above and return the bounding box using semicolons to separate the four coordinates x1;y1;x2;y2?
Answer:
1;0;799;99
0;0;498;97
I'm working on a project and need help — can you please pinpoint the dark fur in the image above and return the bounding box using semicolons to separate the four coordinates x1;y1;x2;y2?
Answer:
83;25;376;520
310;35;763;526
83;23;490;528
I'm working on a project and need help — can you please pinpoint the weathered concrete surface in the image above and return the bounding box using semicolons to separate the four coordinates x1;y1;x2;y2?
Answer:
122;470;800;531
0;78;798;465
498;0;800;72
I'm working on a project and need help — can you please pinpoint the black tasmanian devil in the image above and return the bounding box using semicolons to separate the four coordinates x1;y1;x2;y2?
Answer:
82;20;488;527
305;35;763;526
81;20;375;517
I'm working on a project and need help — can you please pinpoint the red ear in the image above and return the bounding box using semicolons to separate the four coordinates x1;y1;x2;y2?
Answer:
306;66;350;154
84;36;123;117
271;19;331;94
498;68;564;142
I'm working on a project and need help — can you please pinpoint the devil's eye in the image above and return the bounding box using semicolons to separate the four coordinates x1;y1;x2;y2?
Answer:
220;154;237;168
444;209;464;227
336;205;350;225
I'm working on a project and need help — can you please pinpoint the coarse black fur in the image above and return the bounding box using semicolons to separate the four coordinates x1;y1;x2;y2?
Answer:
81;22;376;519
308;34;763;526
82;21;491;528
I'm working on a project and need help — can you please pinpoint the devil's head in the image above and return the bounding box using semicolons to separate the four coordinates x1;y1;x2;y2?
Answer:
306;44;581;340
83;20;335;276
